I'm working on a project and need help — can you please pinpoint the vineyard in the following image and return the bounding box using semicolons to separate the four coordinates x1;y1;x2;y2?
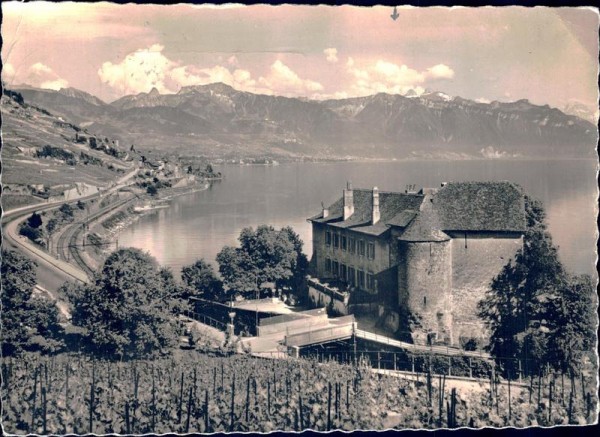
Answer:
2;352;597;434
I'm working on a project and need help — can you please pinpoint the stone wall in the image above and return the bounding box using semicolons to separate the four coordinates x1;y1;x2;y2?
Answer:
399;240;453;345
448;231;523;345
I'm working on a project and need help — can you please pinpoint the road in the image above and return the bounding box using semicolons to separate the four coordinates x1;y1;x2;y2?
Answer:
2;167;139;292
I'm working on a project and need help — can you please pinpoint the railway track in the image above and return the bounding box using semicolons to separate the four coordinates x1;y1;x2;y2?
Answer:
57;196;137;279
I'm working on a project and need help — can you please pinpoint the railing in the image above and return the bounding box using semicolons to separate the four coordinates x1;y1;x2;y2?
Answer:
182;309;227;331
285;319;355;347
307;277;349;301
355;329;491;359
232;297;280;307
259;308;326;326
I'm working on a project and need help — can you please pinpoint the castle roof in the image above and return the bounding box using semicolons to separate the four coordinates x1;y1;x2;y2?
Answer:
309;189;424;236
432;181;526;232
309;181;526;240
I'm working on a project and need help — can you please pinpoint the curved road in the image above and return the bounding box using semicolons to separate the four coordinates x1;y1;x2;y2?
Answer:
2;167;138;291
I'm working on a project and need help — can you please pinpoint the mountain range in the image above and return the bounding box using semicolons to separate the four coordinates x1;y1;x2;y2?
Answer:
11;83;598;160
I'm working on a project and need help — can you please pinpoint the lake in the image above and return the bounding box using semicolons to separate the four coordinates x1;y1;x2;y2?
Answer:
118;159;598;279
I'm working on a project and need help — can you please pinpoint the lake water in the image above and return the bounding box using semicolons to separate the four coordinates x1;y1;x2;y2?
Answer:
118;159;598;279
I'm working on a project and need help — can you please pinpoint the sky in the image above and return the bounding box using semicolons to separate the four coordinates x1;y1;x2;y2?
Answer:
1;2;598;111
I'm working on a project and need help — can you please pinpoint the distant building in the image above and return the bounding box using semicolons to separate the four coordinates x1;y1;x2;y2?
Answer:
307;181;526;347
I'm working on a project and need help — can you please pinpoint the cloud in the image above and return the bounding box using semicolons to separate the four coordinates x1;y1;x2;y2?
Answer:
24;62;69;90
344;58;453;97
258;60;323;96
227;55;238;66
425;64;455;80
324;48;338;63
98;44;175;95
2;62;16;81
169;64;259;93
98;45;322;98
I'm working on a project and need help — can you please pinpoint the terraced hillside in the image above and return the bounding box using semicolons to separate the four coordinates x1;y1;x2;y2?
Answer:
1;91;134;210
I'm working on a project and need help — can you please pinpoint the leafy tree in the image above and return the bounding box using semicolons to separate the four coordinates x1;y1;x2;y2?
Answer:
45;218;59;234
478;196;596;376
147;184;158;196
1;250;64;355
59;203;74;221
216;225;307;299
76;199;85;210
27;211;43;228
26;296;65;353
19;223;44;243
216;246;257;297
67;248;185;358
181;259;223;301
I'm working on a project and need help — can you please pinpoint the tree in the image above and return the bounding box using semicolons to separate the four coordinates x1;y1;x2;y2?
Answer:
19;223;44;243
478;196;596;376
1;250;64;355
181;259;223;301
59;203;74;221
147;184;158;196
27;211;43;228
46;218;59;235
67;248;185;358
76;200;85;210
216;225;307;299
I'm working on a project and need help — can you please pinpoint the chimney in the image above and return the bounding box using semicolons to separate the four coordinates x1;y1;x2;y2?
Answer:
372;186;380;224
343;181;354;220
321;201;329;218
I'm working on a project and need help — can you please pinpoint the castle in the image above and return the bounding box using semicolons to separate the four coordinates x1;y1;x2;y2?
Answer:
307;181;526;347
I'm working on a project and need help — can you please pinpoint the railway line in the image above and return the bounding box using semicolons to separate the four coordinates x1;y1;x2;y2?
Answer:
2;167;139;288
56;195;138;279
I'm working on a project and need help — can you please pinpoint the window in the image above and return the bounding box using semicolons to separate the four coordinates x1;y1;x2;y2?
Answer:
366;272;375;290
325;258;332;272
340;264;347;280
357;270;365;288
347;267;356;285
358;240;366;257
325;231;332;246
332;261;339;277
349;237;356;254
333;233;339;249
367;242;375;260
341;235;347;251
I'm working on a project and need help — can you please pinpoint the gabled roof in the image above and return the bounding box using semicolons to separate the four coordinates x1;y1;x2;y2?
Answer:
309;189;424;236
309;181;526;241
433;181;525;232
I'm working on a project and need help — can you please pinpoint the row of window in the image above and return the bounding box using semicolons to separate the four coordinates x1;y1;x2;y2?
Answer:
325;258;377;291
325;231;376;259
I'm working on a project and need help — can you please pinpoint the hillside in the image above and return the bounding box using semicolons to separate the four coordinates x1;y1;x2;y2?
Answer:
13;83;598;160
1;90;134;210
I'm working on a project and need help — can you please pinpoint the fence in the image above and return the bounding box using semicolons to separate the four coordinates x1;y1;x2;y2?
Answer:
189;298;281;336
181;309;227;331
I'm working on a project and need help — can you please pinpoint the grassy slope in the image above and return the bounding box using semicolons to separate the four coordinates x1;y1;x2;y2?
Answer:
1;95;132;209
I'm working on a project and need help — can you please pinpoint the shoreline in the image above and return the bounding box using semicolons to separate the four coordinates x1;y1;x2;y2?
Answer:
93;181;212;260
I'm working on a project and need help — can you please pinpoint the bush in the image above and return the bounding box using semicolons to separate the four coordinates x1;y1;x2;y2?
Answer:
146;185;158;196
59;203;74;218
19;223;43;243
